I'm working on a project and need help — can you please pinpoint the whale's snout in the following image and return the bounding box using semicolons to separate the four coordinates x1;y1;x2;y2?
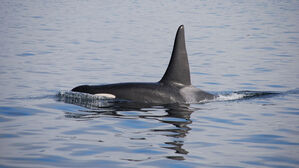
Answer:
71;85;90;92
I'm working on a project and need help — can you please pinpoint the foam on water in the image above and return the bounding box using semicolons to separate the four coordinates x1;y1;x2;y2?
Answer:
216;92;246;101
57;91;116;108
214;91;281;102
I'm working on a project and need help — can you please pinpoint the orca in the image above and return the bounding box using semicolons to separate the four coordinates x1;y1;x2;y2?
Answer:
72;25;215;104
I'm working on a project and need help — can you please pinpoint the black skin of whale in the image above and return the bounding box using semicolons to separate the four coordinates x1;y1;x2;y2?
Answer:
72;25;215;104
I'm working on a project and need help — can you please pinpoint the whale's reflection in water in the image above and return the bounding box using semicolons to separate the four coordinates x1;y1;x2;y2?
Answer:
59;93;194;160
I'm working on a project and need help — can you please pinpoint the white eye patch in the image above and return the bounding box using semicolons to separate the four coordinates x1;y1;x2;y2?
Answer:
94;93;116;99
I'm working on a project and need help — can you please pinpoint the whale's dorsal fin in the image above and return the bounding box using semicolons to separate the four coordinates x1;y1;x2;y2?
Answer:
159;25;191;86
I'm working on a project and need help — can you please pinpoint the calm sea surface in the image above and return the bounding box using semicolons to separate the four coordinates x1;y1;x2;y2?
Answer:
1;1;299;167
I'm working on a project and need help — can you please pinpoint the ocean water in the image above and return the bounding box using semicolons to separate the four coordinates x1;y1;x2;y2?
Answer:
1;1;299;168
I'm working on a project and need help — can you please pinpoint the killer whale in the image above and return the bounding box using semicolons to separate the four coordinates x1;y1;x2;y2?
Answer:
72;25;215;104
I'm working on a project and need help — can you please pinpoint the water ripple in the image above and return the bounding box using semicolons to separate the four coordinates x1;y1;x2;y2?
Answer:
230;134;299;145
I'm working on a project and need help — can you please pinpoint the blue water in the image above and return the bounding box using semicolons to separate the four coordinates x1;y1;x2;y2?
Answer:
1;1;299;167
